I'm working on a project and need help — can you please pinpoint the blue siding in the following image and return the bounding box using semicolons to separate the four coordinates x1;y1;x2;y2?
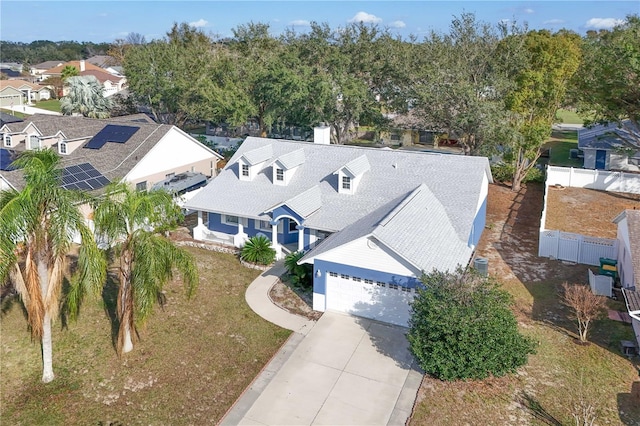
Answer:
271;205;303;224
207;212;237;234
312;259;420;296
468;197;487;248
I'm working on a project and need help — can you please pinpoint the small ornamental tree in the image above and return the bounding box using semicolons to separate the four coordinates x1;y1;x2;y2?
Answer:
240;235;276;266
408;268;536;381
560;282;606;343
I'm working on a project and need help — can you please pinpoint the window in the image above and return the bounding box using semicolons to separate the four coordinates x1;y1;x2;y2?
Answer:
224;215;239;225
288;220;297;233
340;274;350;280
342;176;351;190
401;286;411;292
389;284;399;290
241;164;249;177
257;220;272;231
329;272;338;277
135;181;147;192
2;134;10;147
352;277;362;282
59;142;67;154
376;281;386;287
276;168;284;181
29;135;41;150
364;279;374;285
390;133;400;141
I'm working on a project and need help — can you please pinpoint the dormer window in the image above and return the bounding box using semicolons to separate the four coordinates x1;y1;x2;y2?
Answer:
276;168;284;181
3;134;10;147
334;154;370;195
342;176;351;190
241;164;249;177
59;142;67;154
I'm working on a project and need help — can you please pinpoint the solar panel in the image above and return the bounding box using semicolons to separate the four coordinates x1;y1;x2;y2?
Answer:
0;149;18;171
84;124;139;150
61;162;110;192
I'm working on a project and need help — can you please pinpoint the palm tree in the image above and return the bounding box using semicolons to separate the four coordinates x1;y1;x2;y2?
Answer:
93;183;198;355
0;149;106;383
60;75;112;118
60;65;79;81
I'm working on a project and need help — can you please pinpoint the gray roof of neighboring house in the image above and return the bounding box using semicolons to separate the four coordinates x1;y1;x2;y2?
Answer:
186;137;492;242
579;120;640;154
32;61;64;70
0;114;209;191
622;288;640;314
0;112;23;126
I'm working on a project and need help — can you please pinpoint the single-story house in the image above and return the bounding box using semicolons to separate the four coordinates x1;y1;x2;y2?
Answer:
185;126;492;326
579;120;640;171
0;113;222;193
31;61;64;79
615;209;640;349
0;80;51;107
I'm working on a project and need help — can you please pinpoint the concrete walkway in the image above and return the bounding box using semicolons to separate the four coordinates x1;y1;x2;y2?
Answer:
244;261;315;335
220;263;422;425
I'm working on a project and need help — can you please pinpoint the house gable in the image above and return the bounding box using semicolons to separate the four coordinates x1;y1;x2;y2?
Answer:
124;126;221;187
271;148;304;186
238;144;272;181
333;154;370;195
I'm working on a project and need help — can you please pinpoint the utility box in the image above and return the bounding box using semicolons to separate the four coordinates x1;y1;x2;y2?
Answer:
474;257;489;276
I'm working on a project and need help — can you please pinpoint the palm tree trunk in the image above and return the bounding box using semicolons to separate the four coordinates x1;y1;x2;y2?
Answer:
41;312;55;382
118;249;135;354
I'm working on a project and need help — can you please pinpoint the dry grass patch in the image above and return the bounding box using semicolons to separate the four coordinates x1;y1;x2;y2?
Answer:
545;186;640;238
1;247;290;425
410;184;640;425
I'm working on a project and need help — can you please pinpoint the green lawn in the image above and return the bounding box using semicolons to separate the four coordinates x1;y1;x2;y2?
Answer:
0;108;27;119
543;129;582;167
0;246;290;425
555;108;587;125
34;99;62;112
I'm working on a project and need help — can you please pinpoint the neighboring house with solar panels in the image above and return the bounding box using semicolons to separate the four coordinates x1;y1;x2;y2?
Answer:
0;113;222;194
184;126;492;327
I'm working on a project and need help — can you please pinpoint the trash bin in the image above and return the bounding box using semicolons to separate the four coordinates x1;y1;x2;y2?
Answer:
599;257;617;279
474;257;489;276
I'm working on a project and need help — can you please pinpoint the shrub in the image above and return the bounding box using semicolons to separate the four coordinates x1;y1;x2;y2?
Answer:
240;235;276;265
408;268;536;381
284;251;313;290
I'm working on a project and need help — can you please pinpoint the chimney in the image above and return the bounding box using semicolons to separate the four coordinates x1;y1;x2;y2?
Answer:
313;125;331;145
80;60;85;72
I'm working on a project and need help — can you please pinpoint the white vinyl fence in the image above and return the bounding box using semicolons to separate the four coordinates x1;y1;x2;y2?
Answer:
546;166;640;194
588;269;613;297
538;166;624;265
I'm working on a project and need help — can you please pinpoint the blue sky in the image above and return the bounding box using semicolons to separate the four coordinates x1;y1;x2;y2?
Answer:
1;1;638;43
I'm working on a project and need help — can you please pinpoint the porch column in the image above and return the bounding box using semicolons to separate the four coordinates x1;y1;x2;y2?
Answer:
197;211;203;227
270;219;282;259
297;225;305;252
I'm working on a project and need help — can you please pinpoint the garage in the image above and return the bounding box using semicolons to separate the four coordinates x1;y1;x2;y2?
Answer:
325;272;416;327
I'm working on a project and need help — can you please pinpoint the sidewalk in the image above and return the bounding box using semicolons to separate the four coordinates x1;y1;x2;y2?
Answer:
244;261;315;335
5;105;62;116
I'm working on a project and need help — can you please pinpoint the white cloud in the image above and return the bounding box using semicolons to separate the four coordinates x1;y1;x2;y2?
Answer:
523;8;534;14
543;19;565;25
189;19;208;28
348;11;382;24
389;20;406;28
585;17;625;29
289;19;311;27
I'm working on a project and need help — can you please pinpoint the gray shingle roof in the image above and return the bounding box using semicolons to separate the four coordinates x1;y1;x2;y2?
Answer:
242;144;273;165
273;185;322;218
339;154;370;177
186;137;492;245
274;148;305;170
579;120;640;153
0;115;185;192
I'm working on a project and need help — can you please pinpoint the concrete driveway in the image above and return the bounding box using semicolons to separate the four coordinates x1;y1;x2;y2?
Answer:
222;312;422;425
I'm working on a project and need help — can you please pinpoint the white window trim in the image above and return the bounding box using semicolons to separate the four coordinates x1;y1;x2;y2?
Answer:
276;168;284;181
342;175;351;190
224;214;248;227
59;142;67;154
256;220;272;231
29;135;41;150
3;134;11;147
241;164;249;177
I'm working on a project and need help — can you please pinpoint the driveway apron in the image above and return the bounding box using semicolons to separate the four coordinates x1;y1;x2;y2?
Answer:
223;311;422;426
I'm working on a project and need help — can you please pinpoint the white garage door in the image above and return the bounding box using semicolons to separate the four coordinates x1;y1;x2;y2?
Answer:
325;273;416;327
